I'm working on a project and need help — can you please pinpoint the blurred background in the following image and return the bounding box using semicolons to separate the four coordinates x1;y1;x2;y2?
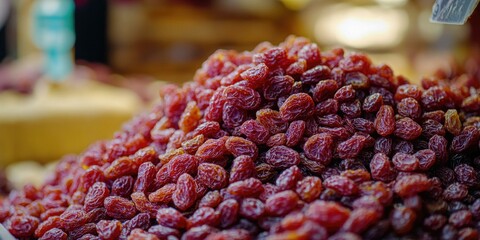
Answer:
3;0;479;83
0;0;479;189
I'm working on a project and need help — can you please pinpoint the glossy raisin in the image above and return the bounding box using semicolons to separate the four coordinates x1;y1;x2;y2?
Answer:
197;163;228;190
374;105;395;136
172;173;197;211
265;146;300;169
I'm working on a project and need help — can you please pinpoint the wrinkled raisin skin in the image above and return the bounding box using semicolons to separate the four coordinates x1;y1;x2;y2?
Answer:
6;35;480;240
172;173;197;211
265;146;301;169
374;105;395;137
104;196;137;219
280;93;315;121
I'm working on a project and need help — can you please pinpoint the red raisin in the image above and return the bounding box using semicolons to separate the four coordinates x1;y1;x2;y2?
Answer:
227;178;263;198
279;93;314;121
312;80;338;102
84;182;110;212
374;105;395;136
96;220;122;240
415;149;437;171
217;199;239;228
392;153;419;172
275;166;302;191
179;102;202;133
104;196;137;219
306;200;350;232
303;133;334;165
39;228;67;240
390;206;416;235
394;174;431;198
334;85;356;102
156;207;187;229
285;120;306;147
134;162;156;193
301;65;331;85
172;173;197;211
451;126;480;153
295;176;323;203
6;215;39;238
197;163;228;190
239;120;270;144
256;109;288;135
264;75;294;101
239;198;265;220
397;97;422;119
337;134;367;159
265;146;300;169
224;85;261;110
324;175;359;196
394;117;422;140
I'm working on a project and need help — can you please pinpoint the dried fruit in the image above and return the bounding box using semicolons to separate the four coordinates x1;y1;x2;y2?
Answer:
306;200;350;231
217;199;239;228
370;153;396;182
303;133;334;165
84;182;110;212
444;109;462;135
197;163;228;190
188;207;220;229
337;134;367;159
312;80;338;102
374;105;395;136
239;120;269;144
265;190;299;216
112;176;135;198
179;102;202;133
265;146;300;169
363;93;383;113
324;175;359;196
172;173;197;211
156;208;187;229
394;117;422;140
227;178;263;198
390;206;416;235
6;215;39;238
96;220;122;240
394;174;431;198
397;97;422;119
392;153;419;172
224;85;261;110
4;36;480;239
38;228;67;240
104;196;137;219
239;198;265;220
256;109;288;135
225;137;258;159
229;155;256;183
295;176;323;202
276;166;302;191
279;93;314;121
285;120;305;147
148;183;176;203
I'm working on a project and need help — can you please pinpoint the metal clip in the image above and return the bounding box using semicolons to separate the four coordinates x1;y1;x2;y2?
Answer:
431;0;479;25
0;224;16;240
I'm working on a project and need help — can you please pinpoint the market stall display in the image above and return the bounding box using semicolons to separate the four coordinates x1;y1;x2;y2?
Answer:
1;36;480;239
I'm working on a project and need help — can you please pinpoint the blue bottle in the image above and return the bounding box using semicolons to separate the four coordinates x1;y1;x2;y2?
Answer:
33;0;75;81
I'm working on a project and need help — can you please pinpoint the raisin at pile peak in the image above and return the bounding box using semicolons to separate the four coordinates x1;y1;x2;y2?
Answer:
2;36;480;240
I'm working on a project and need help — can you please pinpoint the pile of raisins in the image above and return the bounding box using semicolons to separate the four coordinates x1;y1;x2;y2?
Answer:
2;36;480;240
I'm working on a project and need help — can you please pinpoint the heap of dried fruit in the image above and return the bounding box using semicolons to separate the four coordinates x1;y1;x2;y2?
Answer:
2;36;480;240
